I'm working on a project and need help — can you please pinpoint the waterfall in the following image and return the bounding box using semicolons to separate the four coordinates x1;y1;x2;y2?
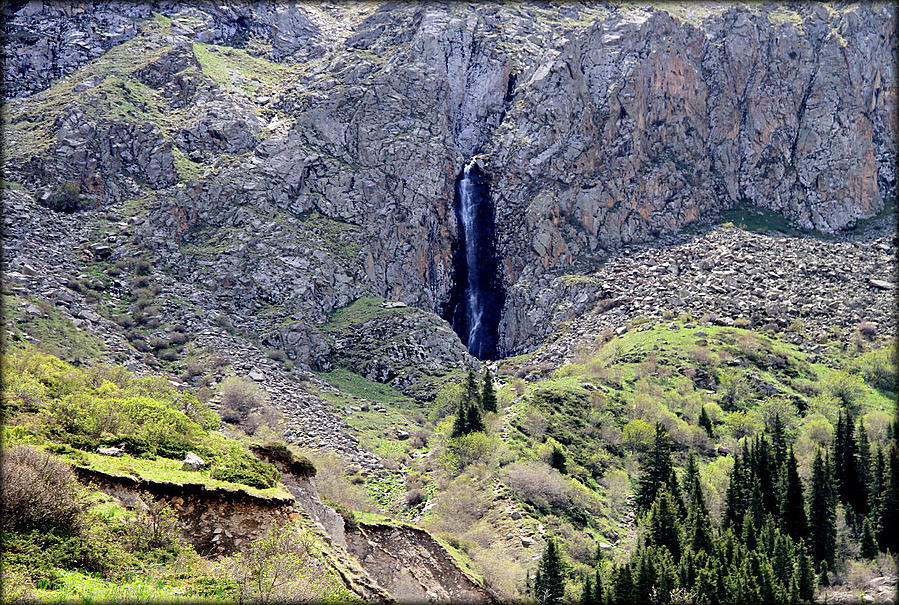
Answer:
446;161;503;360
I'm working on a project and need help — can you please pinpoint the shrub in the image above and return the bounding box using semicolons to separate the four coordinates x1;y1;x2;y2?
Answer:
210;447;279;489
220;376;266;414
123;499;182;553
134;259;152;276
857;321;878;338
1;445;83;534
404;488;425;507
442;432;498;475
157;348;179;362
501;461;579;513
41;182;83;213
226;523;324;602
266;349;288;362
250;443;316;478
854;347;896;392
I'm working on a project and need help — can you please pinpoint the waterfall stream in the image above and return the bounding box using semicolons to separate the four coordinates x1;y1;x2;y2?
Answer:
446;161;503;360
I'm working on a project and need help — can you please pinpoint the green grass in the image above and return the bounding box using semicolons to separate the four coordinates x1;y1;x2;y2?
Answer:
192;42;295;97
322;297;413;333
56;450;291;499
315;367;414;407
2;294;105;362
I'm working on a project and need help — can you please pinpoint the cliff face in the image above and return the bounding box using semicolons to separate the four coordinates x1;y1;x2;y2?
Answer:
3;1;895;355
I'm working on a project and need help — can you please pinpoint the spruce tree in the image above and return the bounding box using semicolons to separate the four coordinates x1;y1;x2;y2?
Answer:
594;567;603;604
780;447;808;541
463;369;481;408
876;440;898;553
857;418;872;511
796;541;816;603
832;408;865;520
646;489;682;562
724;454;749;533
686;457;714;554
636;423;674;512
535;538;566;604
808;449;836;567
550;447;567;474
481;370;497;413
699;406;714;437
451;400;469;438
859;517;879;559
771;413;788;473
580;576;593;604
465;398;485;433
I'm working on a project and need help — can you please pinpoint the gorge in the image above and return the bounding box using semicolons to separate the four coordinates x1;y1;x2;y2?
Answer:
1;2;896;603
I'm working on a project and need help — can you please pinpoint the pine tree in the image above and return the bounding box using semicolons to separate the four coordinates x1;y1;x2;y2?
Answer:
636;423;674;512
859;517;879;559
699;406;714;437
481;370;497;413
808;449;836;567
465;398;485;433
550;447;567;474
535;538;565;604
876;440;898;553
646;489;682;562
580;576;593;604
780;447;808;541
463;369;481;408
796;541;816;603
451;400;469;438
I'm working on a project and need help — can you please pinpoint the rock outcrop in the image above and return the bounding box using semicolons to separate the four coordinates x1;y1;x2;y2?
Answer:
3;1;895;355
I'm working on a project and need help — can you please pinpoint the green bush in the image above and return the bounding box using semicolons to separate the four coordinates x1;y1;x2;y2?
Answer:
210;446;280;489
41;182;84;213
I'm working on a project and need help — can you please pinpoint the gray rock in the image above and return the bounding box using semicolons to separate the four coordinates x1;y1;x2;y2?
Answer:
182;451;206;471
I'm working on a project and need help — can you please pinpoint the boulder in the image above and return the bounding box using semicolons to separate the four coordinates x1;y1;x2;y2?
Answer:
182;451;206;471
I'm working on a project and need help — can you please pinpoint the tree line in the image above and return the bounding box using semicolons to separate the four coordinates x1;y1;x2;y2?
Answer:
532;407;899;604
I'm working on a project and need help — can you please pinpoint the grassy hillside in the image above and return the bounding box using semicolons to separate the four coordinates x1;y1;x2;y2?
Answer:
0;348;355;602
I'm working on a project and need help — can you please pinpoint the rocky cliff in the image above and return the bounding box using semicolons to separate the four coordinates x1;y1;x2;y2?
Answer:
3;1;895;356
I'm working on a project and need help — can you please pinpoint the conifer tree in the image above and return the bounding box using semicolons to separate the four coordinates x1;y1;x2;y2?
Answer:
534;538;565;604
686;456;714;554
636;423;674;512
857;418;872;509
832;408;865;520
451;400;469;438
699;406;714;437
463;368;481;407
724;454;749;532
859;517;879;559
796;541;816;603
481;370;497;413
646;489;682;562
580;576;592;604
771;413;788;473
550;447;567;474
465;398;485;434
780;447;808;541
808;449;836;567
876;440;898;553
594;567;603;604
